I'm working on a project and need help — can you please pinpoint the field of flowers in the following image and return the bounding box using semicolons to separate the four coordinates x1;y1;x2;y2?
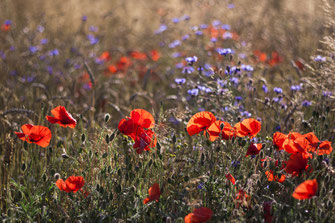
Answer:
1;0;335;222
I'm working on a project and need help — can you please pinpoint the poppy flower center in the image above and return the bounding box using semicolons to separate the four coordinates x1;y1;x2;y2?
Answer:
29;133;43;142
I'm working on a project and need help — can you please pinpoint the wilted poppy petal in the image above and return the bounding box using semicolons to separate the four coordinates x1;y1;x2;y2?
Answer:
292;179;318;200
246;143;262;157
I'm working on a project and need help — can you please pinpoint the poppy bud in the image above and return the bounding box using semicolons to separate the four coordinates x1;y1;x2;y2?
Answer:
54;173;60;180
61;153;69;159
220;122;225;130
81;134;86;142
104;113;110;123
106;134;110;144
109;133;115;141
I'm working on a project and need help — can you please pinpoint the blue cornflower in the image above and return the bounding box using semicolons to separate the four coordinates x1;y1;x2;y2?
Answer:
221;24;231;30
230;77;239;85
172;52;182;58
181;15;190;21
199;24;208;29
197;182;204;190
185;56;198;64
172;18;179;23
231;160;240;168
222;32;233;39
322;91;332;97
188;88;199;96
272;97;281;103
314;55;326;62
155;24;167;34
40;38;48;45
212;20;221;27
291;84;302;91
228;4;235;8
168;40;181;48
29;46;38;54
37;25;44;33
182;34;190;41
302;100;312;107
235;96;242;101
48;49;59;56
47;66;53;75
217;48;233;56
275;125;281;131
211;37;217;42
89;26;98;32
262;84;268;93
198;107;205;112
273;87;283;94
204;70;214;77
218;79;227;87
175;63;183;69
87;34;99;45
241;64;254;72
4;20;12;25
82;15;87;21
195;30;203;36
175;78;186;85
182;66;195;74
10;46;15;51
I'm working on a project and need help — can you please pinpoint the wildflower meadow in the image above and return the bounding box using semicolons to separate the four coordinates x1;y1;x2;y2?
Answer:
1;0;335;222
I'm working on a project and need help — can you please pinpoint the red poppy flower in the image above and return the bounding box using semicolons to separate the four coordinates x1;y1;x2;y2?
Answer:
99;51;111;61
225;173;236;185
133;128;157;154
268;51;283;66
235;118;261;139
246;143;262;157
15;124;52;148
265;170;286;183
315;141;333;155
273;132;286;150
130;51;147;60
118;109;155;138
285;153;309;176
254;50;267;62
118;109;156;153
184;207;213;223
235;189;250;208
143;183;160;204
221;121;237;140
150;50;160;61
46;106;77;128
1;24;10;31
292;179;318;200
304;132;320;149
207;120;222;141
186;111;216;137
56;176;85;193
106;64;118;74
117;56;132;71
